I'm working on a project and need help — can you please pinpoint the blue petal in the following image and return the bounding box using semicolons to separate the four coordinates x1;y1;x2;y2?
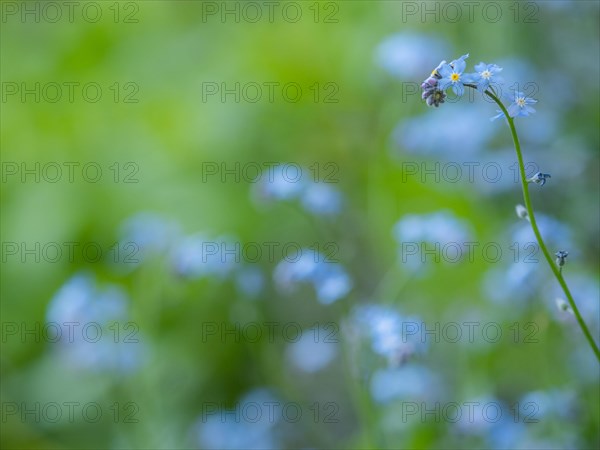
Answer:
508;103;521;117
453;83;464;96
451;53;469;64
438;78;452;90
437;64;453;77
462;72;477;83
490;111;505;122
454;59;466;74
474;62;487;72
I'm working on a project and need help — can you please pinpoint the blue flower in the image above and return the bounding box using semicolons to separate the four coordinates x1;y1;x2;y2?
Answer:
437;54;473;96
491;91;537;120
508;91;537;117
472;62;503;92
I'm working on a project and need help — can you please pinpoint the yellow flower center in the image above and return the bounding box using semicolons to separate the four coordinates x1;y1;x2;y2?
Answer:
450;73;460;82
516;97;526;107
481;70;492;79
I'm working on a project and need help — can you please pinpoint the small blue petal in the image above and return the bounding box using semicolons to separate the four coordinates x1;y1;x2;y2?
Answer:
437;64;453;77
508;103;521;117
454;59;466;74
474;62;487;72
453;83;464;96
438;78;452;90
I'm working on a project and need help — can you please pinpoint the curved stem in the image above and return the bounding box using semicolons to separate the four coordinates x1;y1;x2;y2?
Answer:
474;86;600;361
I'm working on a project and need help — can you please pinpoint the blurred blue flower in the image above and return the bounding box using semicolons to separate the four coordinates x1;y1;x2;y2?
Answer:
483;260;542;310
472;62;503;92
119;212;180;263
286;330;337;373
170;233;239;279
370;364;438;404
376;32;450;79
300;182;343;216
234;266;265;299
252;164;344;217
483;416;527;450
394;210;472;244
46;272;145;373
520;388;577;420
351;304;425;366
392;211;473;274
394;104;496;157
273;250;318;289
518;109;560;145
312;264;352;305
253;165;306;202
511;213;572;251
273;249;352;304
454;395;503;436
196;388;281;450
438;54;472;96
568;345;600;384
546;274;599;332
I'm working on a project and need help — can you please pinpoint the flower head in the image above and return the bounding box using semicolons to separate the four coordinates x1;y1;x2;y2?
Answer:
491;91;537;120
507;91;537;118
472;62;503;92
420;69;447;107
421;83;447;107
437;54;474;96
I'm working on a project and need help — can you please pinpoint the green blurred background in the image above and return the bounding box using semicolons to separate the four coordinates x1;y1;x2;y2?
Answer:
1;1;599;449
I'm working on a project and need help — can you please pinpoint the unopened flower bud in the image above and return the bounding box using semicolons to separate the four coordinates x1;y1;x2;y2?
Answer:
421;77;438;89
529;172;551;186
555;250;568;267
515;204;529;221
555;298;573;315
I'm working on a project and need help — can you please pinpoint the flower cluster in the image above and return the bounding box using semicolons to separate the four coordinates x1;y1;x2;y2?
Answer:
421;53;537;119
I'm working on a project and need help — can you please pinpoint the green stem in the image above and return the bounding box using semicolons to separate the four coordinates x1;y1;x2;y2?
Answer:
476;86;600;362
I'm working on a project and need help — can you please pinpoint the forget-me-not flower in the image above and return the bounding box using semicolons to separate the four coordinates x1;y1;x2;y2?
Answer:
491;91;537;120
437;54;473;96
472;62;503;92
496;91;538;119
508;91;537;117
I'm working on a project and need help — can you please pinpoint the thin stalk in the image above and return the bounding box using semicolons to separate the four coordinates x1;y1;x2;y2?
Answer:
471;85;600;361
